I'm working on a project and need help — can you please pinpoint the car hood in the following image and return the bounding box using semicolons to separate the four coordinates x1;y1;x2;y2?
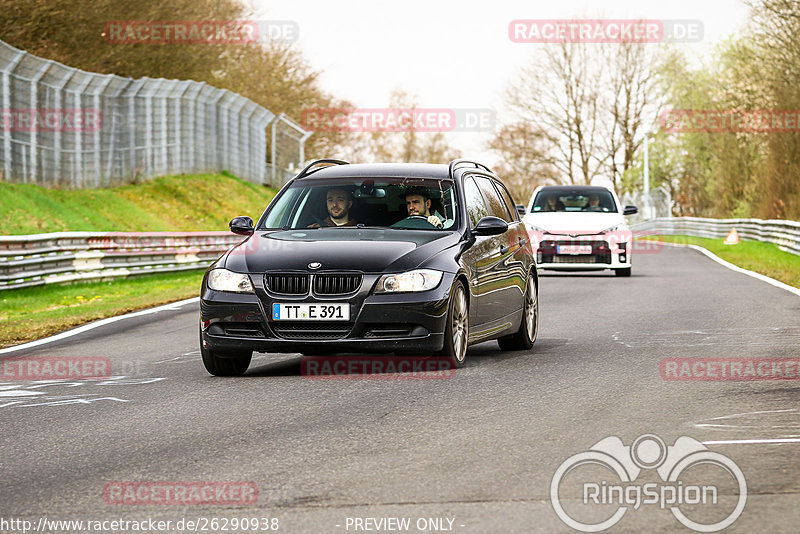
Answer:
523;212;625;235
223;228;460;273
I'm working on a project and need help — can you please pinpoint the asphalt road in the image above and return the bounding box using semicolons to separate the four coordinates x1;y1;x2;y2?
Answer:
1;245;799;534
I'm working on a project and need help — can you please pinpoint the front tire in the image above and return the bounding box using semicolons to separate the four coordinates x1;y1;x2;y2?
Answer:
615;267;632;277
200;331;251;376
439;280;469;368
498;274;538;351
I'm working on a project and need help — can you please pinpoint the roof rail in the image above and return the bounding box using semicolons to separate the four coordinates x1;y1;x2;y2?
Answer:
295;159;350;179
448;159;493;178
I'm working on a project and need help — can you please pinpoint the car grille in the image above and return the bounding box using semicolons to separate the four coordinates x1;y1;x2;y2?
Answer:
539;240;612;265
264;273;309;295
552;254;607;264
313;273;362;295
363;324;414;338
271;322;353;340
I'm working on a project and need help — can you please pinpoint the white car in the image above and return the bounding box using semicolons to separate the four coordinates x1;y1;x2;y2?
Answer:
523;185;638;276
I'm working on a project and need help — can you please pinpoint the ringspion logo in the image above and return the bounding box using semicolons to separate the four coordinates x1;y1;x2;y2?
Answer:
551;434;746;532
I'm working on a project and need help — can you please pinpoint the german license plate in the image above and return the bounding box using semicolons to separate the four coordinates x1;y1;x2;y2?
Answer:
557;244;592;255
272;303;349;321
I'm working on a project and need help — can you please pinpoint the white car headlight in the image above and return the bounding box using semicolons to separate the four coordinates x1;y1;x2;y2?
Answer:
207;269;254;293
601;224;622;234
375;269;443;294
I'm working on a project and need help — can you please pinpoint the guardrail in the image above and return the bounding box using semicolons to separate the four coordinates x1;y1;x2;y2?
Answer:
0;231;243;290
633;217;800;256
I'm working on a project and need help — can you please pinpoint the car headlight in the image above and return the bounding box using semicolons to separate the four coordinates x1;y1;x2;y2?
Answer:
207;269;254;293
374;269;443;294
600;224;622;234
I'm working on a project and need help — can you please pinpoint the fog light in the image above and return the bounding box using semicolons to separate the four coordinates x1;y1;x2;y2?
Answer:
620;253;626;262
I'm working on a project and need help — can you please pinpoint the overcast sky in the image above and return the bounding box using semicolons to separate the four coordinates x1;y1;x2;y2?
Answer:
251;0;752;163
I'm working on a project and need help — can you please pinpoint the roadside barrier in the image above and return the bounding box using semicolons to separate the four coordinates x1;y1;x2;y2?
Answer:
0;231;242;290
633;217;800;256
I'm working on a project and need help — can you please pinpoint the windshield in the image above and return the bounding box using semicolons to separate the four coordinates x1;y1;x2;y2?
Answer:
259;177;459;231
531;188;618;213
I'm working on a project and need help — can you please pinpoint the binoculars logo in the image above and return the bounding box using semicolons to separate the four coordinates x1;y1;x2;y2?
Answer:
551;434;747;532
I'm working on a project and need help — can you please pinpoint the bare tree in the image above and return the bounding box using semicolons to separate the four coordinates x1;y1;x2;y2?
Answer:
364;89;460;163
488;121;558;201
604;37;662;188
507;40;606;185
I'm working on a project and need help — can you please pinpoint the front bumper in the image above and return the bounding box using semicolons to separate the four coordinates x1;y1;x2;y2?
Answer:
200;272;454;355
535;236;631;271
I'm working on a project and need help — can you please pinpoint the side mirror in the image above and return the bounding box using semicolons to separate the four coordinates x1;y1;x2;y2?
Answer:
473;216;509;236
229;216;254;236
515;204;526;217
623;205;638;216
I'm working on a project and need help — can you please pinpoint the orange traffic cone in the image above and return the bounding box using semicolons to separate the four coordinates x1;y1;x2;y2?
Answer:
723;228;740;245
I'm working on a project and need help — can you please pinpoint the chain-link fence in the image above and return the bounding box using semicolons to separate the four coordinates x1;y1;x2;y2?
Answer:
0;39;309;188
621;185;673;224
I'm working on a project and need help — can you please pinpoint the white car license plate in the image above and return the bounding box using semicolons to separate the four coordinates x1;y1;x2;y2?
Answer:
272;303;349;321
557;244;592;255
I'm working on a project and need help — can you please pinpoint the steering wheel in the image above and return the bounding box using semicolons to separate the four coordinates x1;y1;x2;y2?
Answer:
391;215;438;229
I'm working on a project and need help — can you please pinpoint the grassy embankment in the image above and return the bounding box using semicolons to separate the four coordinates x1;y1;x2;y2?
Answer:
0;173;277;347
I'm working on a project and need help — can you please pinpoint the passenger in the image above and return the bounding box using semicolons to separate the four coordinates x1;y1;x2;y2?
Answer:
543;194;565;212
309;187;358;228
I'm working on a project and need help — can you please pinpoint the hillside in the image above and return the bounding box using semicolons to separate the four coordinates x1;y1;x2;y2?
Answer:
0;173;278;235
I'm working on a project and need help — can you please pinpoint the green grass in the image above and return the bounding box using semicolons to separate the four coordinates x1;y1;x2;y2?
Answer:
0;172;278;347
0;172;277;234
0;270;204;348
644;235;800;289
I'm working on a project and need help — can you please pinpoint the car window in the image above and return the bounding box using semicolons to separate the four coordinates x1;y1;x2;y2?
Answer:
492;180;519;222
476;177;513;222
463;177;488;228
259;177;459;230
531;188;618;213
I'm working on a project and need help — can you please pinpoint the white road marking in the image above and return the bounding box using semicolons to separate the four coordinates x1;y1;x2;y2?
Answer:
0;297;199;354
703;438;800;445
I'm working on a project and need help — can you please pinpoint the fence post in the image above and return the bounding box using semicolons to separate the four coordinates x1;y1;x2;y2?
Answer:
28;62;51;183
2;50;26;182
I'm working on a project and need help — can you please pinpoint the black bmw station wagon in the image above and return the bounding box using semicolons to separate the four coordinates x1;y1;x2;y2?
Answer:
200;159;538;375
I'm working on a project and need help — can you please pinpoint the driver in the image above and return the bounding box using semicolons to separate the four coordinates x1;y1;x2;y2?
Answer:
309;187;358;227
404;187;445;228
584;194;602;211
